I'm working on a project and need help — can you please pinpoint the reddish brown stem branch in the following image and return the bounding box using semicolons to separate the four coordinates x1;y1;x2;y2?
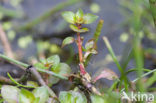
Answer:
76;24;86;75
77;37;83;62
76;24;83;63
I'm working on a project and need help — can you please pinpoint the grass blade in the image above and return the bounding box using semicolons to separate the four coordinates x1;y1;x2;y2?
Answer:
103;36;129;91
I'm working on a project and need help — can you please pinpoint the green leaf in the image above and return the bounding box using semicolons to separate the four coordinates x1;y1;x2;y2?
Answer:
83;13;98;24
34;62;49;70
62;11;75;24
47;55;60;70
40;58;47;64
75;9;84;23
93;68;118;83
85;39;95;50
59;91;87;103
19;88;35;103
90;94;107;103
48;76;60;85
34;98;40;103
57;63;71;76
80;28;89;32
49;63;71;85
70;24;89;33
1;85;20;103
33;86;49;103
84;49;98;60
34;56;60;70
62;37;75;47
69;24;78;31
84;39;98;59
76;9;84;19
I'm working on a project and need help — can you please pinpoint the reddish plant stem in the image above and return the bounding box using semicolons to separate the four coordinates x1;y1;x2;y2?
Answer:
77;24;83;63
76;24;86;75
